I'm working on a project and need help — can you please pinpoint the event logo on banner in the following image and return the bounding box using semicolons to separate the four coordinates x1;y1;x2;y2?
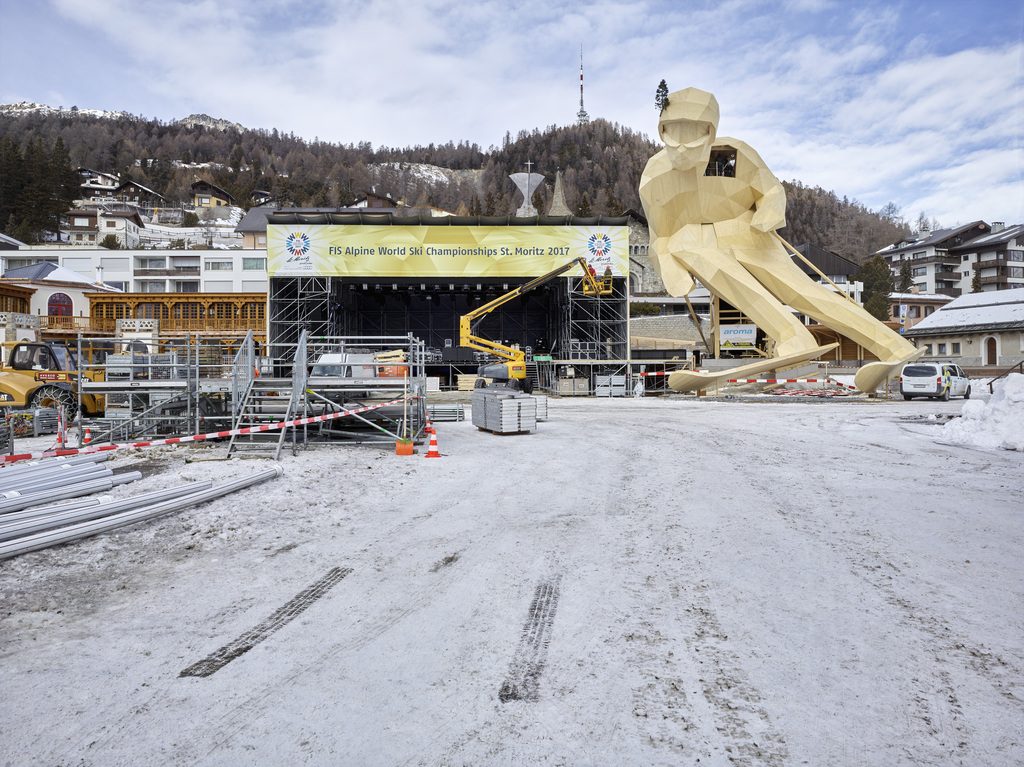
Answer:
267;224;629;278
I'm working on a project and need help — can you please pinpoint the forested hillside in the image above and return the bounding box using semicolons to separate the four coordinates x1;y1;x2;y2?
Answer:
0;107;910;260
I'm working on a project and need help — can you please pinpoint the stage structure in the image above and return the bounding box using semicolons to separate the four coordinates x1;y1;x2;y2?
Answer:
266;213;630;389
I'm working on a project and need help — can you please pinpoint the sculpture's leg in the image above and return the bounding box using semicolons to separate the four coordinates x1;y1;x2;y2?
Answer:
728;232;919;362
667;224;823;358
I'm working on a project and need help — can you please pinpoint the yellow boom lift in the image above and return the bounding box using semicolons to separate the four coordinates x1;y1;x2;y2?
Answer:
459;257;613;393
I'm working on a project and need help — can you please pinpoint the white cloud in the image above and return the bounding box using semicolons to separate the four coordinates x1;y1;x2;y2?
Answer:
4;0;1021;226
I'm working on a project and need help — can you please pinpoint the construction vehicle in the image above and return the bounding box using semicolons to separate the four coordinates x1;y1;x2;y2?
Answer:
460;257;613;392
0;341;105;420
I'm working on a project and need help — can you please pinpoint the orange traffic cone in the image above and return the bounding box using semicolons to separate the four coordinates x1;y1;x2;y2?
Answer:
424;429;441;458
83;427;91;445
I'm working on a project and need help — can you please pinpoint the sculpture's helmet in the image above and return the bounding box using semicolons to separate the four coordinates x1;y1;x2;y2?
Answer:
658;88;719;150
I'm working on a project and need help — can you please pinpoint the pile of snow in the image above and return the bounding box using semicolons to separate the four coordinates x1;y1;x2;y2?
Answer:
942;373;1024;450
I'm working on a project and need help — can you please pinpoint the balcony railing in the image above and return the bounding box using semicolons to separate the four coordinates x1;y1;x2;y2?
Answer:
88;317;264;333
134;268;201;277
38;316;93;331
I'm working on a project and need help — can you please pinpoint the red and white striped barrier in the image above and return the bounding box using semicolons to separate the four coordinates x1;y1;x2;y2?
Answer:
1;396;413;466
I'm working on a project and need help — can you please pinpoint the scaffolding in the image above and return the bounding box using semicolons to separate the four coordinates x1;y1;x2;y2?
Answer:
76;332;255;443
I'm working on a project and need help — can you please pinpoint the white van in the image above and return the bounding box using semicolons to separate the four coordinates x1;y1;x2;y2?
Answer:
900;362;971;401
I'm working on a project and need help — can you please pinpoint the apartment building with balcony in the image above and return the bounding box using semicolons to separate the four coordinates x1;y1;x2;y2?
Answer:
950;222;1024;293
876;221;990;297
2;249;269;296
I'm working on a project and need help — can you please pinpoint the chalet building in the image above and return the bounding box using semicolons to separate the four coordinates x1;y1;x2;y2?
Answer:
77;168;119;200
192;180;235;208
115;180;165;206
950;222;1024;293
351;192;398;209
61;209;145;248
907;290;1024;369
888;290;954;331
86;291;266;344
0;261;121;338
876;221;990;297
0;282;38;352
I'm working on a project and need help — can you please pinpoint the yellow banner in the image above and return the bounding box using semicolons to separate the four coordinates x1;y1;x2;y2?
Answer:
267;224;629;278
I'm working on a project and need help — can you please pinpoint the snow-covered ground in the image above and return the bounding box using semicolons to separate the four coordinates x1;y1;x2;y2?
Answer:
1;387;1022;766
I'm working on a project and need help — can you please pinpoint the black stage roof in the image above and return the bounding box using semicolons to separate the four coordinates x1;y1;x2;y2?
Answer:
266;213;630;227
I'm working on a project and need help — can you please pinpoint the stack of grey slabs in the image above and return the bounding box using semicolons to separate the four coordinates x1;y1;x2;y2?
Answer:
472;390;536;434
532;395;548;421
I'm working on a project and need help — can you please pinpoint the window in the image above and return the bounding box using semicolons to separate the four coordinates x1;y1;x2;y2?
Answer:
73;217;91;227
106;220;116;228
139;257;166;269
199;197;211;206
952;343;961;354
912;251;927;260
242;258;266;271
104;281;125;291
205;261;233;271
925;306;933;316
174;281;200;293
1010;266;1023;279
912;267;927;276
1009;250;1023;262
257;235;266;245
47;292;73;317
909;306;920;318
924;344;932;355
938;343;947;355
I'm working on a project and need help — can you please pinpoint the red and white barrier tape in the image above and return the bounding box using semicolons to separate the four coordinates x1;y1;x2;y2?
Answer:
1;396;412;466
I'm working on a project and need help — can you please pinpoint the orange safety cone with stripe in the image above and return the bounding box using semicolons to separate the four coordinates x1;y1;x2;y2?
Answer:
424;428;441;458
83;427;91;445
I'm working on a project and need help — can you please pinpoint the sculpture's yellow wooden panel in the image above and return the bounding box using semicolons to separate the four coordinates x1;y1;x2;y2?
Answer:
639;88;921;392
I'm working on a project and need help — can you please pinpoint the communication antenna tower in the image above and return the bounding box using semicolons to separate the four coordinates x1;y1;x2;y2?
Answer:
576;46;590;125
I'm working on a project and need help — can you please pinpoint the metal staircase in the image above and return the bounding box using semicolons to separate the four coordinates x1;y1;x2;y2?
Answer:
226;379;300;460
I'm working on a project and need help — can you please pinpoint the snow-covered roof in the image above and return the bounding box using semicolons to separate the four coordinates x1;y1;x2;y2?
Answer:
908;290;1024;336
890;291;954;301
952;223;1024;249
0;261;121;291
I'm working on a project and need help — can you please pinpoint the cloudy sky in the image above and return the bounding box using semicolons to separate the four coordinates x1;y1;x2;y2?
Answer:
1;0;1021;227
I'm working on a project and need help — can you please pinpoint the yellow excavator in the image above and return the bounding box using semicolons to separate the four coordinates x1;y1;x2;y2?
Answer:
460;257;613;393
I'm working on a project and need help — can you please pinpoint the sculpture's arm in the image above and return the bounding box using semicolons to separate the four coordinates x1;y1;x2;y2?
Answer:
725;138;787;233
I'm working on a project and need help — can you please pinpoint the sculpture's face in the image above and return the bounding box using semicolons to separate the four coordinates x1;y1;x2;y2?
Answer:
660;119;714;169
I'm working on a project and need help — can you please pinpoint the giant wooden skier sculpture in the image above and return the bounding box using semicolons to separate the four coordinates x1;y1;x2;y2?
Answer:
638;87;921;393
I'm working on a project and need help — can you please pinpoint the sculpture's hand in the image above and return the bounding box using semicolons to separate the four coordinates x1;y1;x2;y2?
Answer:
751;184;786;233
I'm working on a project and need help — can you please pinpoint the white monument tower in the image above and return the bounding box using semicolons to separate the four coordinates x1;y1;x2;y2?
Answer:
509;160;544;216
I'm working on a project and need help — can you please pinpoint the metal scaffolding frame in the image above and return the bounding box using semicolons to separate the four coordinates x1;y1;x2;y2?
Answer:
557;276;629;361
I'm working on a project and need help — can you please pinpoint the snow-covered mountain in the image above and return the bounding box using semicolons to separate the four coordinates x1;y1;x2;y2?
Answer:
0;102;245;133
0;101;132;120
175;113;245;132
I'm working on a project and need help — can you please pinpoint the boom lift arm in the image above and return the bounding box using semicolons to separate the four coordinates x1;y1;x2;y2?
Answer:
459;257;612;389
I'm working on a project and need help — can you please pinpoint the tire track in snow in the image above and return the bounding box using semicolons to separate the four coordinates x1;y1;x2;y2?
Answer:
498;575;562;702
179;566;353;677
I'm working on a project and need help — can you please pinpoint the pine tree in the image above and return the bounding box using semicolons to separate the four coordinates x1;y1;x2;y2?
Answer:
655;80;670;114
971;269;982;293
858;254;895;321
897;260;913;292
576;191;592;216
